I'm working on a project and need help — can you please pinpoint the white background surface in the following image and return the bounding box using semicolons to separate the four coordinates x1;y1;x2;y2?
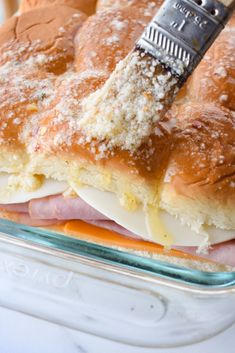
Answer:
0;306;234;353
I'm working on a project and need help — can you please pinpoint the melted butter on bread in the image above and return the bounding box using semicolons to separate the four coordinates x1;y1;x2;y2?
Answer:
119;191;140;211
146;205;174;247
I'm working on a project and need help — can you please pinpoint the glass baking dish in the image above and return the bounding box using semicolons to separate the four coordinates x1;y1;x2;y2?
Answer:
0;218;234;348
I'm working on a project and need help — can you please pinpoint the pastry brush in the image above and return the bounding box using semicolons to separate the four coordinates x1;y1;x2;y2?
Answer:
80;0;235;153
136;0;235;88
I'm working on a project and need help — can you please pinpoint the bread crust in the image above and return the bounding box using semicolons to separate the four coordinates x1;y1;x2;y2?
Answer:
96;0;162;12
0;4;86;163
20;0;97;15
74;6;156;75
161;103;235;231
0;5;87;68
187;16;235;111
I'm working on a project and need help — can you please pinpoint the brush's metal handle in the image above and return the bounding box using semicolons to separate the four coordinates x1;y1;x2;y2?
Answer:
137;0;235;82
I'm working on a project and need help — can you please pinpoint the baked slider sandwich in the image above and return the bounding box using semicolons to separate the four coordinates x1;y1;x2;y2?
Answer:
0;0;234;272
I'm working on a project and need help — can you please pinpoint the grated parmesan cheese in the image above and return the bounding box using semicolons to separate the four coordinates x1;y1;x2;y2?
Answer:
78;51;179;152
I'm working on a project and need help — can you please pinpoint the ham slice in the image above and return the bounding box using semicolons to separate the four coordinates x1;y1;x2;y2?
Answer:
15;214;61;227
29;195;109;221
178;242;235;267
1;195;234;267
88;220;139;239
0;208;60;227
1;195;108;221
0;203;29;213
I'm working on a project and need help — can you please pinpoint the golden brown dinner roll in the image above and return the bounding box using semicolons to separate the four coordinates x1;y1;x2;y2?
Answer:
0;5;86;71
75;6;155;75
0;4;163;190
20;0;97;15
0;4;86;172
0;4;167;208
187;16;235;111
19;4;172;204
161;103;235;232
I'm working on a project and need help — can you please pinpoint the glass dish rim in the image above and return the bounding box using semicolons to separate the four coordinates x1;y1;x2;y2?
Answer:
0;218;234;291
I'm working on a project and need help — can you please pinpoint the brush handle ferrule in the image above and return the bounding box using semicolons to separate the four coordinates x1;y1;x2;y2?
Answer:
137;0;233;81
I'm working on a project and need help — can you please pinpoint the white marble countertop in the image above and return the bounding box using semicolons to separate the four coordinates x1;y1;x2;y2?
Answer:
0;306;234;353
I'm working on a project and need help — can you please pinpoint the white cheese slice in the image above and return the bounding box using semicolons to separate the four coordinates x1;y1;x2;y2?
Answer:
1;172;233;247
72;184;235;247
0;173;68;204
